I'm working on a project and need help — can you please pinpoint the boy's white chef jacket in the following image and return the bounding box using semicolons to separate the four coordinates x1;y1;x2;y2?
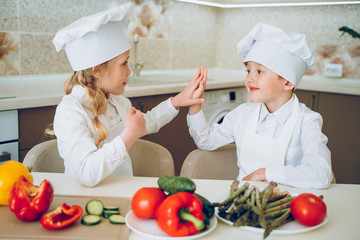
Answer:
187;94;332;189
54;85;178;187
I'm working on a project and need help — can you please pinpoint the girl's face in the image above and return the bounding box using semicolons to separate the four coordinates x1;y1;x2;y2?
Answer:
245;61;293;112
97;50;131;95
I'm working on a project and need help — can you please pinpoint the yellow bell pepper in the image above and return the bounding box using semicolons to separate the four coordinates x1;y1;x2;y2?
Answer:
0;161;33;205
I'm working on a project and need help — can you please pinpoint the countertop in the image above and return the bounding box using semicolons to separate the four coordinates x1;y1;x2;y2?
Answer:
13;172;360;240
0;68;359;111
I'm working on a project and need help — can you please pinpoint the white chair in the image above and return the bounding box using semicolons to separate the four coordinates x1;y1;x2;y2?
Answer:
23;139;175;176
180;144;336;183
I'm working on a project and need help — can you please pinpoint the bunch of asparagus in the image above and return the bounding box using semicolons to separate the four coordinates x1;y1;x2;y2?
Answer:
212;180;294;239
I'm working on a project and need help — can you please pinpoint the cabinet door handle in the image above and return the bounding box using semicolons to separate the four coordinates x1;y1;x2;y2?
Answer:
0;151;11;162
310;94;316;110
137;102;144;112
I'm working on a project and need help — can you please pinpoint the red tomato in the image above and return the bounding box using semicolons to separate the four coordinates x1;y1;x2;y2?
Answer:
290;193;327;227
131;187;166;219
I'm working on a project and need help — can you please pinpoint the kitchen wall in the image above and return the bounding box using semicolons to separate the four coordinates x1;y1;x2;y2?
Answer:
1;0;359;79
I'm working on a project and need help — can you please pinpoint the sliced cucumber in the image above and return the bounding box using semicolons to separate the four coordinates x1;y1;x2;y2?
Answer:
102;210;120;218
104;205;119;211
85;199;104;216
81;214;101;226
109;214;125;224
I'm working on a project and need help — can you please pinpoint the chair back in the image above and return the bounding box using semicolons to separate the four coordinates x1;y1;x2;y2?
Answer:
23;139;64;173
180;144;239;180
129;139;175;176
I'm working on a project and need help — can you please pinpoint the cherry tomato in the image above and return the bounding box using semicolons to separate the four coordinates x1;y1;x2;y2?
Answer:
290;193;327;227
131;187;166;219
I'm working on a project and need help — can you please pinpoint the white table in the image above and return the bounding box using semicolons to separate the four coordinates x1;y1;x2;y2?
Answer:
32;172;360;240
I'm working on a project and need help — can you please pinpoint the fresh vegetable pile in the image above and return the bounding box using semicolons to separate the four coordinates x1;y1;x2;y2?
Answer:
131;176;214;237
214;180;327;239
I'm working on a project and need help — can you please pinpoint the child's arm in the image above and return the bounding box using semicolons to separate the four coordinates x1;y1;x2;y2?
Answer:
120;107;146;150
171;65;207;109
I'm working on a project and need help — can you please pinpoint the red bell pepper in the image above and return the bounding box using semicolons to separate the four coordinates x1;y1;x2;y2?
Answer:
156;192;204;237
8;175;54;221
40;203;83;230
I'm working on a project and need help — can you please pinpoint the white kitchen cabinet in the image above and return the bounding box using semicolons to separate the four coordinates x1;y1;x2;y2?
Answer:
0;110;19;164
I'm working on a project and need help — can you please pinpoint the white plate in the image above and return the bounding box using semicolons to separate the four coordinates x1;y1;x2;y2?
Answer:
209;189;330;235
125;210;218;239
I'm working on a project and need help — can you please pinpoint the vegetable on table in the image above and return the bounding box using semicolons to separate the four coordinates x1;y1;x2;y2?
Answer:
81;214;101;226
40;203;83;230
0;161;33;205
8;175;53;221
85;199;104;216
157;176;196;194
131;187;166;219
156;191;204;237
290;193;327;227
109;214;125;224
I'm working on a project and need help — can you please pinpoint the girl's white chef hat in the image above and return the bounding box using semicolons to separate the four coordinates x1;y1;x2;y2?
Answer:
236;23;315;87
53;3;133;71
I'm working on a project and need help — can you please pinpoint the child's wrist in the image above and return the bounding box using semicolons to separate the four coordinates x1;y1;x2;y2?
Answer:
189;104;201;115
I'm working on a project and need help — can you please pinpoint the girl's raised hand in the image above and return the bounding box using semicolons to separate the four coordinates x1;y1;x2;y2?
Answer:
120;107;146;150
171;65;207;109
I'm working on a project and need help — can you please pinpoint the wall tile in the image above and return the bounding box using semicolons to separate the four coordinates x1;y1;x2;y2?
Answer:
20;33;71;74
18;0;127;33
0;32;20;75
129;38;172;70
171;39;216;69
0;0;18;32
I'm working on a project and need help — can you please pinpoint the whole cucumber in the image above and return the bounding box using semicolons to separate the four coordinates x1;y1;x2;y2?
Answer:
157;176;196;194
194;193;215;218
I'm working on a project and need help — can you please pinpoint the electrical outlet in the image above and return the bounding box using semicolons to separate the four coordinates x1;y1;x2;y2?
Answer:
324;63;343;78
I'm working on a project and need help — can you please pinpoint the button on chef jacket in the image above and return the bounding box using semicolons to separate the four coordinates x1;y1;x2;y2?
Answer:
187;95;332;189
54;85;178;187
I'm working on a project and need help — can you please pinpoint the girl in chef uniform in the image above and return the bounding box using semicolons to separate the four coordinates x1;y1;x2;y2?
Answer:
52;3;207;187
188;23;332;189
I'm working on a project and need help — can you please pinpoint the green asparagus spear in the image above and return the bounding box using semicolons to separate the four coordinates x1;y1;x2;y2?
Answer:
230;179;240;196
213;182;250;207
264;201;292;214
262;181;278;209
266;196;294;209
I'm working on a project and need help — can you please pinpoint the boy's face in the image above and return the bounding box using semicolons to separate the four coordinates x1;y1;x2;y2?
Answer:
245;61;293;111
98;50;131;95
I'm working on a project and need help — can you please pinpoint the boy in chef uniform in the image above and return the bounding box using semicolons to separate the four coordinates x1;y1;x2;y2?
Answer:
187;23;332;189
52;3;207;187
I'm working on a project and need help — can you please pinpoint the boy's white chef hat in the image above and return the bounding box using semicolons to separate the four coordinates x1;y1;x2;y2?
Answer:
53;3;133;71
236;23;315;87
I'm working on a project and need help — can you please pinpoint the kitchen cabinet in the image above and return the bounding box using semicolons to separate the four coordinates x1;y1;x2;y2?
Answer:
296;90;360;184
18;106;56;162
0;110;19;164
130;94;198;176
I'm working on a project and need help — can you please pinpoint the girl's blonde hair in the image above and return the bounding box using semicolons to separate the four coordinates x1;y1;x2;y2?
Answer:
64;57;117;146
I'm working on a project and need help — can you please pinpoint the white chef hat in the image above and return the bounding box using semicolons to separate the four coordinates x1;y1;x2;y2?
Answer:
53;3;133;71
236;23;315;87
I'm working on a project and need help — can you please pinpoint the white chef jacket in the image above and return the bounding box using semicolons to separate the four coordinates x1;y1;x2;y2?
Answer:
54;85;178;187
187;94;332;189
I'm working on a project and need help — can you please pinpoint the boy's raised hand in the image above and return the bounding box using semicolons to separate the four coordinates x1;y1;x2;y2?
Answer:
171;65;207;109
120;107;146;150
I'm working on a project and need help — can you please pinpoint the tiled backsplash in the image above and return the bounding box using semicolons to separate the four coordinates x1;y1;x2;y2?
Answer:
0;0;359;79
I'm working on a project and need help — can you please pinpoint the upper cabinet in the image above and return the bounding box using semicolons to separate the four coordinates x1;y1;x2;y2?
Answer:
176;0;360;8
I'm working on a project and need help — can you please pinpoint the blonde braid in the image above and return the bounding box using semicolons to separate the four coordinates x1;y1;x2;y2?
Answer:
64;59;116;147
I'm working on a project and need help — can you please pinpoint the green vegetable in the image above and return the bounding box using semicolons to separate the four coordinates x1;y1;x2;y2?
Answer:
81;214;101;226
157;176;196;194
104;205;119;211
109;214;125;224
102;210;120;218
85;199;104;216
194;193;214;218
